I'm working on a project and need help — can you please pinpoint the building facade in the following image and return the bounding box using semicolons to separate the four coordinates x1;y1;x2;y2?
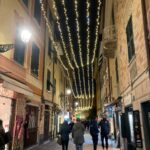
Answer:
96;0;150;150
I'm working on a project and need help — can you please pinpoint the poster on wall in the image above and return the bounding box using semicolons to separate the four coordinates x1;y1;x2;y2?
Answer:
133;110;143;148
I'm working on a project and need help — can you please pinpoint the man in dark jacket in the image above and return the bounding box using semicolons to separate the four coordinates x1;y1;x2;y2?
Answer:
99;114;110;150
60;120;70;150
90;117;99;150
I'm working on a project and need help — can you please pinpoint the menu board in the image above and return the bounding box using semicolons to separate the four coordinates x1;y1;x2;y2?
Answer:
133;110;143;148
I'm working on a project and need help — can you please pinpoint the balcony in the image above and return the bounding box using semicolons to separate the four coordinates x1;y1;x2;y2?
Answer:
102;25;117;58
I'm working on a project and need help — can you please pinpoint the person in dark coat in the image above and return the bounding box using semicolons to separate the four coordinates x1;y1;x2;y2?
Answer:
99;114;110;150
60;120;70;150
0;119;5;150
90;117;99;150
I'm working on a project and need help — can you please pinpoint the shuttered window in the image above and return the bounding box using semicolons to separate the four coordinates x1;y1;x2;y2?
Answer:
31;43;40;77
126;16;135;62
34;0;41;24
47;70;51;91
14;28;25;66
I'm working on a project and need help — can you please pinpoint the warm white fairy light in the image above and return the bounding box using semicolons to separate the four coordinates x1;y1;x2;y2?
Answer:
77;69;83;98
82;67;87;99
86;0;91;99
91;0;101;63
74;0;83;67
61;0;79;68
52;0;74;70
40;0;78;98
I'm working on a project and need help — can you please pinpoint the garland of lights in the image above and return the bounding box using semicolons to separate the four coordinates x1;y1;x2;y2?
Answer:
86;0;91;99
74;0;87;99
61;0;78;68
91;0;101;63
77;69;83;98
52;0;74;70
40;0;78;98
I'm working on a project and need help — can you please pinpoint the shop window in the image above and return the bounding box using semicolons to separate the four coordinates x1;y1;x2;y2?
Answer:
34;0;41;24
31;43;40;77
22;0;28;7
47;69;51;91
14;27;25;66
126;16;135;62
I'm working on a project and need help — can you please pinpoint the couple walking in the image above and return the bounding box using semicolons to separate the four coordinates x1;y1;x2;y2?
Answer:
59;118;85;150
90;114;110;150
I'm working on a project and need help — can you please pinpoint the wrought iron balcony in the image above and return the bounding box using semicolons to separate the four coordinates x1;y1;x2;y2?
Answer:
102;25;117;58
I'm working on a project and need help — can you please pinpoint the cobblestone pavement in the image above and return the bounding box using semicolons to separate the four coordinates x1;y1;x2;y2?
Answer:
32;133;120;150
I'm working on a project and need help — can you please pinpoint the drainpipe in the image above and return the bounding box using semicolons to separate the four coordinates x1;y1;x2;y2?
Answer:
141;0;150;75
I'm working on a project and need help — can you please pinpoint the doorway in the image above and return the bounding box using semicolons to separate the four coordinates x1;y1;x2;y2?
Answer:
44;105;50;141
142;101;150;150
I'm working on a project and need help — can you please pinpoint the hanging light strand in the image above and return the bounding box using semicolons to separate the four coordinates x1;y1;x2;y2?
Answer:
91;0;101;63
74;0;87;98
86;0;91;99
40;0;77;98
52;0;74;69
61;0;79;68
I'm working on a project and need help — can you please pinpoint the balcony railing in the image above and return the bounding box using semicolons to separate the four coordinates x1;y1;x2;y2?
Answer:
103;25;117;58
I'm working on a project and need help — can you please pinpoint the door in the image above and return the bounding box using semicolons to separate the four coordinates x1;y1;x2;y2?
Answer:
142;101;150;150
24;105;38;148
125;106;136;150
44;110;50;141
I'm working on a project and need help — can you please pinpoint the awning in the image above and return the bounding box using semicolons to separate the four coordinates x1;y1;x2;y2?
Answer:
0;74;33;96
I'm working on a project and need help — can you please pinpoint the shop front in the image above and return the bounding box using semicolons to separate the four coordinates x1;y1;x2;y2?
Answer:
0;84;15;150
142;101;150;150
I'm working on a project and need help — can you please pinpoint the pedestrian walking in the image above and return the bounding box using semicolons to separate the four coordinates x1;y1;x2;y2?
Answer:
72;118;85;150
59;120;70;150
90;117;99;150
0;119;5;150
99;114;110;150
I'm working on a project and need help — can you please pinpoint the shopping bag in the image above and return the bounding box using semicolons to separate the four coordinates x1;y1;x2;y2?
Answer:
57;136;62;145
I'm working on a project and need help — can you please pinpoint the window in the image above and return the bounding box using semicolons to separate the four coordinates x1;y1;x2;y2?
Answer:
48;38;52;57
53;50;57;64
115;58;119;82
14;28;25;65
126;16;135;62
34;0;41;24
31;43;40;77
47;70;51;91
22;0;28;7
53;79;56;94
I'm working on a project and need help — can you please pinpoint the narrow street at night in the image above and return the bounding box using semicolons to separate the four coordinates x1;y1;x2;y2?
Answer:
0;0;150;150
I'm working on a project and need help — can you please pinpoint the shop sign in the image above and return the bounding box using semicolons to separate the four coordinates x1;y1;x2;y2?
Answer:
133;110;143;148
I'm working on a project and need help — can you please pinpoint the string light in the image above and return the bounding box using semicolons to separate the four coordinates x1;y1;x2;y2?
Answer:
91;0;101;63
61;0;79;68
86;0;91;99
52;0;74;69
40;0;78;98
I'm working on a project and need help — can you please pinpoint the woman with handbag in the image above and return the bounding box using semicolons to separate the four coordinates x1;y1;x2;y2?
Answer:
59;120;70;150
0;119;5;150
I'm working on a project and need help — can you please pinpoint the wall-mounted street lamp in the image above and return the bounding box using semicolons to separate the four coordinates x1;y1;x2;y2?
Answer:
0;28;32;53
